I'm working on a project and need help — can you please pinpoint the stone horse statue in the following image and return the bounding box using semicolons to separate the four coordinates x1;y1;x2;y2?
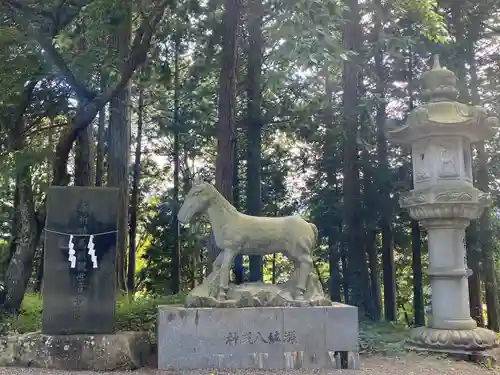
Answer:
178;181;319;302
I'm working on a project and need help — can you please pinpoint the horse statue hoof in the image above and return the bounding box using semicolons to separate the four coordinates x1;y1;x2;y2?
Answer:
217;291;228;301
294;291;306;301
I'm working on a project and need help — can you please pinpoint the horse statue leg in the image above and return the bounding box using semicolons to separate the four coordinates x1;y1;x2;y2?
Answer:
217;248;237;300
294;246;314;301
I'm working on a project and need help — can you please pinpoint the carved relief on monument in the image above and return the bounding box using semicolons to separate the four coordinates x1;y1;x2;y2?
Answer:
439;147;458;177
413;141;431;182
435;139;460;178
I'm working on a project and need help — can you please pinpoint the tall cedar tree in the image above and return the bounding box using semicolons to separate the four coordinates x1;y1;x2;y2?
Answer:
246;0;264;282
341;0;375;318
407;45;424;327
128;86;145;295
373;0;396;321
322;66;342;302
210;0;242;268
448;2;484;325
467;21;500;330
171;23;182;294
107;1;132;291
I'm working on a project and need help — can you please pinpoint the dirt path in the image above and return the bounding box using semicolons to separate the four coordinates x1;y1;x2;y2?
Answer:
0;354;497;375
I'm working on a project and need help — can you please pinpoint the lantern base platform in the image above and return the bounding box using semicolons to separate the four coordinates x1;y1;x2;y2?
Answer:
407;326;498;357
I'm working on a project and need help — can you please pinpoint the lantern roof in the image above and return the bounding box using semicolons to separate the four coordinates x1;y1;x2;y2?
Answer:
388;55;497;144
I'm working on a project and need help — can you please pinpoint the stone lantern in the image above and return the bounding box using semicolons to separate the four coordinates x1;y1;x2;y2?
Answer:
388;55;499;354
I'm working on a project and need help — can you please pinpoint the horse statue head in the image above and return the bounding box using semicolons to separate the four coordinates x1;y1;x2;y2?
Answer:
178;180;214;224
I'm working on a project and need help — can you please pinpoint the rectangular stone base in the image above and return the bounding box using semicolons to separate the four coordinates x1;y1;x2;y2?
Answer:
0;332;151;371
158;305;359;370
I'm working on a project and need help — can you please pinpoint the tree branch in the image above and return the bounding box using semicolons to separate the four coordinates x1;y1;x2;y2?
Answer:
92;0;169;113
51;0;169;186
36;36;96;101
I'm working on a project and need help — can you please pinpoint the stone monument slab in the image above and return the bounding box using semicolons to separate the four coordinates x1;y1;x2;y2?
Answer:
42;186;119;335
158;305;359;370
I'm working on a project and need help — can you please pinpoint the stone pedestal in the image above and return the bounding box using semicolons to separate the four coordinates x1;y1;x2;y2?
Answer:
407;217;498;353
0;332;151;371
158;305;359;370
423;218;476;331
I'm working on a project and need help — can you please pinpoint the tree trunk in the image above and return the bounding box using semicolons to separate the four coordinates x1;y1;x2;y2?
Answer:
374;0;396;322
341;0;373;318
366;228;381;320
107;1;132;292
1;80;41;314
95;73;107;186
448;3;484;323
74;125;93;186
171;25;182;294
246;0;264;282
0;177;20;304
411;220;424;326
128;87;144;296
233;130;244;284
33;244;44;293
74;21;94;187
341;247;349;304
322;66;341;302
209;0;241;267
468;48;500;331
2;167;40;314
6;177;21;268
407;42;424;327
328;230;341;302
360;134;381;320
182;148;198;288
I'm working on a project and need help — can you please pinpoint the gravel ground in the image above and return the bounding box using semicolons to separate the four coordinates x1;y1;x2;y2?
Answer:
0;354;498;375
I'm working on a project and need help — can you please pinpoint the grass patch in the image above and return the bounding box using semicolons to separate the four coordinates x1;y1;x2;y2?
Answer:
1;293;186;338
3;295;413;353
359;320;410;355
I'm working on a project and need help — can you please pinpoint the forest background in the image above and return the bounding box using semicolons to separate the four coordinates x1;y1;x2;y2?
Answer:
0;0;500;333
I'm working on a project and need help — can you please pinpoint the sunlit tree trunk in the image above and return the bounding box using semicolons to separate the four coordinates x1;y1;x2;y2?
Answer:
321;66;342;302
246;0;264;283
341;0;374;318
448;3;484;326
468;43;500;331
128;86;145;296
374;0;396;321
406;42;424;326
171;23;182;294
209;0;242;271
96;73;107;187
107;1;132;291
2;81;41;314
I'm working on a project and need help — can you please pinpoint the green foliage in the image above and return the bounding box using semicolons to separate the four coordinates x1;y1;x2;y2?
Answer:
1;0;500;340
115;293;186;343
359;321;410;355
139;192;201;295
1;293;186;339
392;0;449;43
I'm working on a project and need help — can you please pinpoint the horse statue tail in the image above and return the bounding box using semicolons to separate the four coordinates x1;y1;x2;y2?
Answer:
309;222;319;246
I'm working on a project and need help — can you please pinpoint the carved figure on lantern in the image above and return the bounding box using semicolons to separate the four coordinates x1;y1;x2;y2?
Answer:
413;141;432;182
439;147;458;177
